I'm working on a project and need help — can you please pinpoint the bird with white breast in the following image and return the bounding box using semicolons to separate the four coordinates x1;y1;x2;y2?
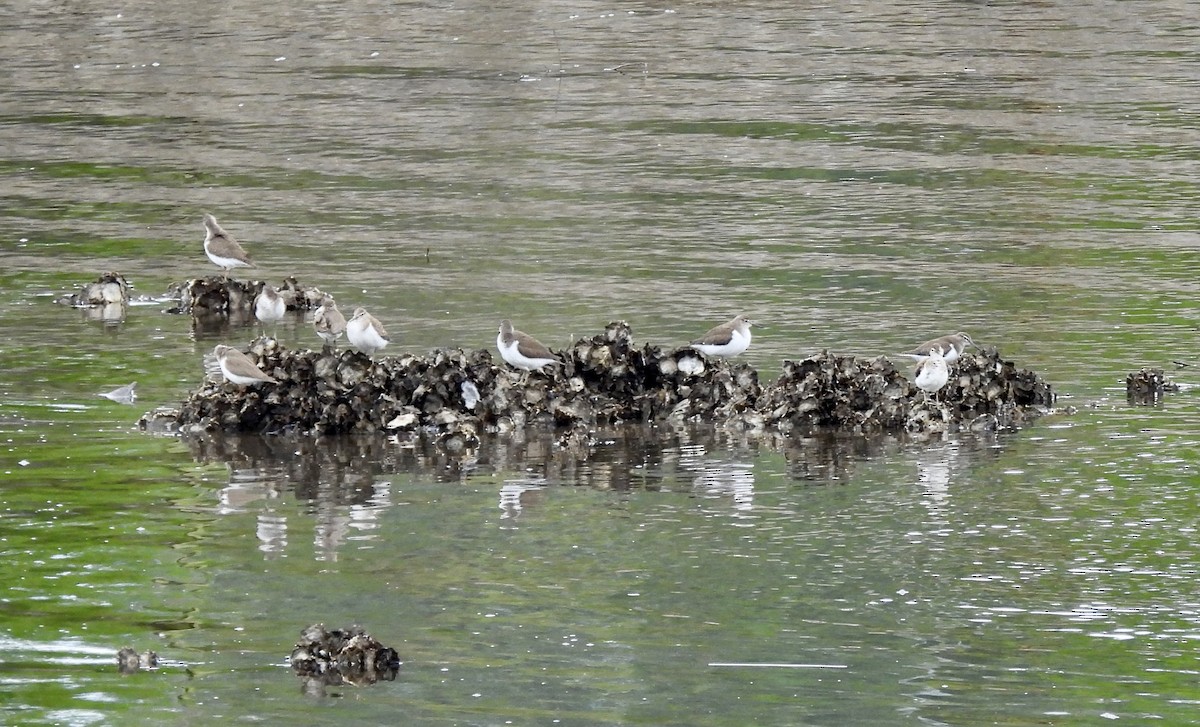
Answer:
213;344;278;386
497;320;557;372
689;315;754;358
347;307;390;356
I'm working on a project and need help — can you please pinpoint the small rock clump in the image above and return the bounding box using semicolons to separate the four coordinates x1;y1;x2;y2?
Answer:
58;271;131;307
116;647;158;674
165;275;327;316
290;624;400;686
1126;367;1178;404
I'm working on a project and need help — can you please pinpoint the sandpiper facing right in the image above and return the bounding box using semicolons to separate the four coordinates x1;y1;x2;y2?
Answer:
202;214;254;275
497;320;557;372
213;345;278;386
347;307;390;356
689;315;754;358
900;332;974;363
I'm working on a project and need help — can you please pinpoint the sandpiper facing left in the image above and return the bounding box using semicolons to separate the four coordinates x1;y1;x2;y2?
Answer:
202;214;254;275
497;320;557;372
214;345;278;386
689;315;754;358
347;307;390;355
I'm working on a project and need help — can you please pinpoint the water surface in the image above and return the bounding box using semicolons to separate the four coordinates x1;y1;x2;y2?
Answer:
2;0;1200;724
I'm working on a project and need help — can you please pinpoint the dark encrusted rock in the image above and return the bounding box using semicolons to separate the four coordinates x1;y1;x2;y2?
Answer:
165;275;327;315
290;624;400;687
152;324;1057;437
757;351;914;433
757;347;1055;434
117;647;158;674
166;322;762;436
1126;367;1178;404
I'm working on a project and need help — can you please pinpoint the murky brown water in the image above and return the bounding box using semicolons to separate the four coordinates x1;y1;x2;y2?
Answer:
3;0;1200;724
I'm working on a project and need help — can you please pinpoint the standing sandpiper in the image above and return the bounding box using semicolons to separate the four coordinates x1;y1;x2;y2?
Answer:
254;284;286;332
202;214;254;275
900;332;974;363
313;297;347;348
497;320;557;372
347;307;390;356
689;315;754;358
213;345;278;386
914;346;950;398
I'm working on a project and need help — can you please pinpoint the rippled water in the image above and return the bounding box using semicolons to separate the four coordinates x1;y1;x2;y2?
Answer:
3;0;1200;724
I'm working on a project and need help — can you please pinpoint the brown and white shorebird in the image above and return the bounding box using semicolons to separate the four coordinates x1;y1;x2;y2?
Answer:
254;284;286;331
689;315;754;358
313;297;347;348
914;346;950;397
346;307;390;356
202;214;254;275
900;332;975;363
496;320;557;371
213;344;278;386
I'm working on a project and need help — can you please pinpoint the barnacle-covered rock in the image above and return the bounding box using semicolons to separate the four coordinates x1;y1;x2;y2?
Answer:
157;325;1056;438
758;348;1054;434
290;623;400;687
165;275;327;316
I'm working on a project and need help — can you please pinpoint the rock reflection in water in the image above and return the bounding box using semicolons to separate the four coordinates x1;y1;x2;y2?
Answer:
185;424;1011;558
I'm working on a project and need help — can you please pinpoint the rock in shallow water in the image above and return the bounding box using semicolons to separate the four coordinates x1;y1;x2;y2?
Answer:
290;624;400;687
1125;367;1178;405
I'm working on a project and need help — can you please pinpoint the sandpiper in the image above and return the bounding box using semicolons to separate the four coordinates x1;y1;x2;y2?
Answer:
347;307;390;355
901;332;974;363
690;315;754;358
914;346;950;396
214;344;278;386
202;214;254;275
254;284;286;330
313;297;347;348
497;320;557;372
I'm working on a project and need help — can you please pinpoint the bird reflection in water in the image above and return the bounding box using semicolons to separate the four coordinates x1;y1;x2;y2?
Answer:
498;480;546;524
677;443;756;511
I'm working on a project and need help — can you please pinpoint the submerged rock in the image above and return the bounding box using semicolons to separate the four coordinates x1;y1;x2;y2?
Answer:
117;647;158;674
148;324;1057;437
290;624;400;687
1126;367;1178;404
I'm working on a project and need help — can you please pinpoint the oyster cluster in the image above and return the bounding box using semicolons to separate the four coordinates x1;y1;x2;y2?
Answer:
157;322;1055;437
1126;367;1178;404
165;275;327;316
290;623;400;687
757;347;1055;434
